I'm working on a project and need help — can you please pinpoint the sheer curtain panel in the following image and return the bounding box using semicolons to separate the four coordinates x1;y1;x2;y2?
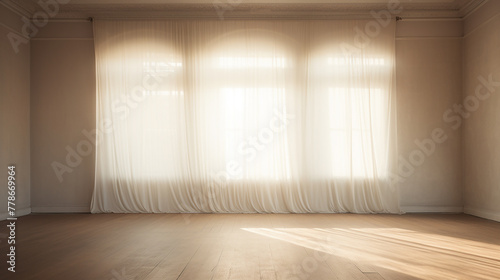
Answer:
91;19;401;214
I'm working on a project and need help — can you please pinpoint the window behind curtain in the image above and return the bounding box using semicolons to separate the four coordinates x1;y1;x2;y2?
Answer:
92;20;400;214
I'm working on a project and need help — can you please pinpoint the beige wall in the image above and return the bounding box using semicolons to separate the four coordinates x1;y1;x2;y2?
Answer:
396;20;463;212
30;21;95;212
463;0;500;221
28;19;465;213
0;4;31;219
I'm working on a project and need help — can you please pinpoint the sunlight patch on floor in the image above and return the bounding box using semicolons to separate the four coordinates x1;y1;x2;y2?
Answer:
242;227;500;280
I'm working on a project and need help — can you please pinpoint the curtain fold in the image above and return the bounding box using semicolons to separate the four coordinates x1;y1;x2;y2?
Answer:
91;19;401;214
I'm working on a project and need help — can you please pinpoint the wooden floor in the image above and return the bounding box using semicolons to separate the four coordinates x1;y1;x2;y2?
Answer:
1;213;500;280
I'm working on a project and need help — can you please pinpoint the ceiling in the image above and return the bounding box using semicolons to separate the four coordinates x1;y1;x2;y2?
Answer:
2;0;486;19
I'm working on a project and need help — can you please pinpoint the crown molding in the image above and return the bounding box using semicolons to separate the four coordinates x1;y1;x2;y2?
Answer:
54;3;400;20
0;0;36;18
459;0;487;17
10;0;488;20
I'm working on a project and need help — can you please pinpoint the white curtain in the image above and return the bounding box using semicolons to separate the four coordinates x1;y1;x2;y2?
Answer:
91;19;400;214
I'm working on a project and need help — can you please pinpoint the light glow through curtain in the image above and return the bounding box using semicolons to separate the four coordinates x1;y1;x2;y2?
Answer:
91;19;400;213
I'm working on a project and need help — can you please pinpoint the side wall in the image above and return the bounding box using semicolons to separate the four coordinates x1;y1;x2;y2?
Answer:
396;20;463;212
0;3;31;219
29;19;464;213
463;0;500;222
30;21;95;212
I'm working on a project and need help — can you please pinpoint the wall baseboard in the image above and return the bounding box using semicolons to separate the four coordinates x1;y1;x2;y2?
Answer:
0;207;31;221
464;206;500;222
7;206;487;216
26;206;468;214
401;206;464;213
31;206;90;213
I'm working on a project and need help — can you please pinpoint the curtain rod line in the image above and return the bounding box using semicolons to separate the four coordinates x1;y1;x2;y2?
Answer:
82;16;473;22
85;16;405;21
